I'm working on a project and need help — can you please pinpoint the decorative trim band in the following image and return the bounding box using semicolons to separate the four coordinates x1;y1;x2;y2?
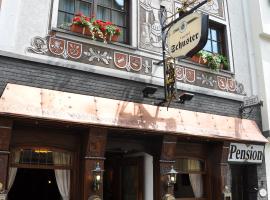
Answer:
84;156;106;160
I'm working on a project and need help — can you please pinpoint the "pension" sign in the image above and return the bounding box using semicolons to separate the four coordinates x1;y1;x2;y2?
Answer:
228;143;264;164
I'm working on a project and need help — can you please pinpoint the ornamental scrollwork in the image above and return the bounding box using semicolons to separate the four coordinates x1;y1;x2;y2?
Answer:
27;36;48;54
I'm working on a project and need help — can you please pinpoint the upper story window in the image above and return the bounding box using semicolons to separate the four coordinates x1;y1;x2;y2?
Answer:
174;158;206;199
57;0;129;43
203;23;226;55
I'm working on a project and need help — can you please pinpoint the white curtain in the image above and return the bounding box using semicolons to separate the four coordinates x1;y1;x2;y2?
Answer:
189;174;203;198
55;169;70;200
53;152;71;200
8;167;17;191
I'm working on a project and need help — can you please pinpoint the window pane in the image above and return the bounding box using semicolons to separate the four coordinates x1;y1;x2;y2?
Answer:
57;12;73;28
211;29;217;41
12;149;71;167
208;29;211;39
212;41;218;53
113;0;125;10
112;11;125;26
75;1;91;16
118;28;126;43
97;6;111;21
99;0;111;7
204;40;212;52
175;158;204;172
59;0;74;12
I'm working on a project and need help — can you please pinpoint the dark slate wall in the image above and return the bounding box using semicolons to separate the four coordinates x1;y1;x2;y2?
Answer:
0;55;262;127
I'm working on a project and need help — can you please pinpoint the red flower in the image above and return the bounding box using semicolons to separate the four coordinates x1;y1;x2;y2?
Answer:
85;17;90;22
100;26;106;32
73;16;81;22
116;28;120;32
106;21;112;25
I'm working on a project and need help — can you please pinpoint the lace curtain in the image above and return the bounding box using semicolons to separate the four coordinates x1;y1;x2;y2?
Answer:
53;152;71;200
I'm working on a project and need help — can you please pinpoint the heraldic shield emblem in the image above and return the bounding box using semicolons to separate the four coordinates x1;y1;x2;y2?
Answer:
114;52;128;69
67;41;82;59
49;37;65;55
114;52;142;71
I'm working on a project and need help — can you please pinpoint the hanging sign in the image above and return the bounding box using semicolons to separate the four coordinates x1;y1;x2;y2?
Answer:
228;143;264;164
167;12;209;58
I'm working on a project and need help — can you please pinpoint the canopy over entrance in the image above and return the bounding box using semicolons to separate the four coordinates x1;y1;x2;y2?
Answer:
0;84;267;143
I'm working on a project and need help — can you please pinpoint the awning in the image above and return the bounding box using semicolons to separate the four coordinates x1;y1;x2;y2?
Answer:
0;84;267;143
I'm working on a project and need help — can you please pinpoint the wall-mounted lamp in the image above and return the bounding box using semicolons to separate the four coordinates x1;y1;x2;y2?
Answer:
92;162;103;191
178;92;194;104
142;86;158;98
166;166;178;186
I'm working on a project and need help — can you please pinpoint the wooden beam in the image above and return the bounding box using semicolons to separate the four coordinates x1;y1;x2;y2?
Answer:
82;127;107;200
0;118;13;190
158;135;177;199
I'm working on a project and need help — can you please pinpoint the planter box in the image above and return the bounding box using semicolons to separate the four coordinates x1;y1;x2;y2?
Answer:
190;55;207;65
70;24;91;36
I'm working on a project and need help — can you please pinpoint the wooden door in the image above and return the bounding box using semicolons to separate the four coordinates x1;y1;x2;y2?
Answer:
104;156;143;200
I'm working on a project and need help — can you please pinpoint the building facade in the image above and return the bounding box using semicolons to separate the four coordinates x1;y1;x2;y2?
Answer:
244;0;270;199
0;0;268;200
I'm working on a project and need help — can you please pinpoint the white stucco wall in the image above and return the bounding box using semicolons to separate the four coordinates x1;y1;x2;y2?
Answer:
244;0;270;198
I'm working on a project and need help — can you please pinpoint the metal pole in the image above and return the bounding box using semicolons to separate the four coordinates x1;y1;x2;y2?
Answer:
160;6;167;102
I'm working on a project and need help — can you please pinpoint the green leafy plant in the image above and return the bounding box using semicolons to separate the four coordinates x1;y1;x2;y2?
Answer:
196;50;229;71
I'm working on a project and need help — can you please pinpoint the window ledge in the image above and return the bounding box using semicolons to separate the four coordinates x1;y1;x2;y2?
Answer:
51;28;137;51
180;58;234;77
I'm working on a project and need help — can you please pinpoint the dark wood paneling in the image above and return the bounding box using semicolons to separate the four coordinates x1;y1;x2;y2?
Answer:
83;127;107;200
0;155;8;189
0;118;12;150
158;135;178;199
0;118;13;190
11;126;80;151
176;142;208;159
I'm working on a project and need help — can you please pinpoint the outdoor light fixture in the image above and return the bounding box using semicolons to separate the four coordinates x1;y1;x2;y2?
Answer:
178;92;194;104
92;162;103;191
142;86;158;98
166;166;178;186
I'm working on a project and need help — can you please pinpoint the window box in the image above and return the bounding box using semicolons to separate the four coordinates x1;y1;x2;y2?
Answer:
190;51;229;71
70;24;92;36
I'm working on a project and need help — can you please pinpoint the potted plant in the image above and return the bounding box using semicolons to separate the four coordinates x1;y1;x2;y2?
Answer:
191;50;229;71
92;20;121;42
70;13;92;36
70;13;121;43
